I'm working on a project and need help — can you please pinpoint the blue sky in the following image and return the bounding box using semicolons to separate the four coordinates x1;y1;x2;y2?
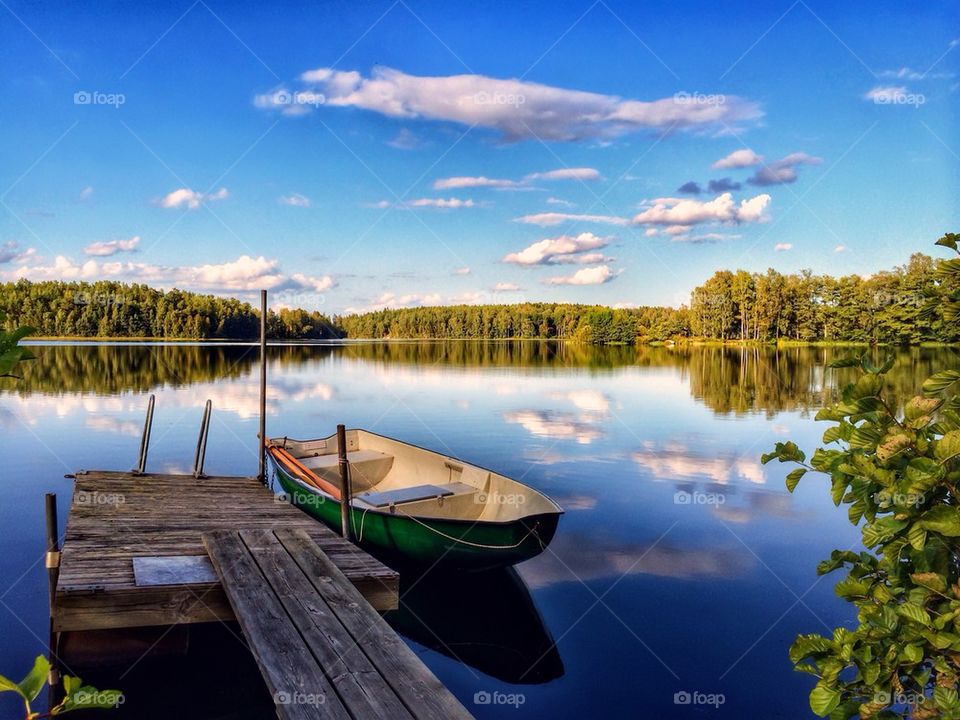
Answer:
1;0;958;314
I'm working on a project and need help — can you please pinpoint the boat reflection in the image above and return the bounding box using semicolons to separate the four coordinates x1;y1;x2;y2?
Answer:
385;566;564;684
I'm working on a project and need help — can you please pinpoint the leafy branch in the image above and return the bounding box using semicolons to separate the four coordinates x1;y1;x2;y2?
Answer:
0;656;122;718
763;236;960;719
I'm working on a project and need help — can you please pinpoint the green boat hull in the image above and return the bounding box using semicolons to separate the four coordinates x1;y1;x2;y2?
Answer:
273;465;559;570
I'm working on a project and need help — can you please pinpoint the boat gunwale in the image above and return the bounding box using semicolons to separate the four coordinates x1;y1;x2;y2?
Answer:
268;451;564;528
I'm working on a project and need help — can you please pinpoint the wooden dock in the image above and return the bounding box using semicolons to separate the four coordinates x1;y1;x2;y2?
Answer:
54;471;399;632
205;528;471;719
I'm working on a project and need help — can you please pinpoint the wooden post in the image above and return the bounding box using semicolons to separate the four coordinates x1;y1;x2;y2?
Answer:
337;424;353;541
45;493;60;611
258;290;267;485
45;493;62;701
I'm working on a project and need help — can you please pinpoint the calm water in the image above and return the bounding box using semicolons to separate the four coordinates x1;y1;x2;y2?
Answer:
1;342;956;718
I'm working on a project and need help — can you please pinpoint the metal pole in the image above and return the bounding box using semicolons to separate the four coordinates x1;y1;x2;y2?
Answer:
337;424;353;541
258;290;267;485
135;394;155;474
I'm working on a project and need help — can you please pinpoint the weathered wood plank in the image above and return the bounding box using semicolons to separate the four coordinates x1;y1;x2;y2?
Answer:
204;530;351;720
277;528;473;720
241;530;415;720
54;471;398;630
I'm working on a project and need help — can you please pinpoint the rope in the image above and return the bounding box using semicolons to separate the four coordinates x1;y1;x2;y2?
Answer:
393;510;541;550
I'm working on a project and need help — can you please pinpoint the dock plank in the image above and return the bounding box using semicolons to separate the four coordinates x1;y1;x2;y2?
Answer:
54;471;398;631
204;529;471;720
278;529;474;720
204;530;352;720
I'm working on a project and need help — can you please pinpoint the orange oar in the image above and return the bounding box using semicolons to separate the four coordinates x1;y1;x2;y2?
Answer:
267;445;343;500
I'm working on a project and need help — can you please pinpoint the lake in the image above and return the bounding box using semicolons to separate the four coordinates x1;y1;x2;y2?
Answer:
1;341;954;718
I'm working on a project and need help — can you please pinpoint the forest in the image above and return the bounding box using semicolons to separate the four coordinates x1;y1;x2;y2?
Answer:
0;279;339;340
0;249;956;345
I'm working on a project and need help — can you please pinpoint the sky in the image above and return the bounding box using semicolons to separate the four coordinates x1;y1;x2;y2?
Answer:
1;0;958;314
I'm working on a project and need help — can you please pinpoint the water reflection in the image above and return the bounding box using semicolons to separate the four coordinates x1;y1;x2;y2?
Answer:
3;341;956;718
386;567;564;684
15;341;953;416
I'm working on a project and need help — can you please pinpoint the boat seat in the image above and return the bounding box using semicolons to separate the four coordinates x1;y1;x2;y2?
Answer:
356;482;478;508
298;450;394;490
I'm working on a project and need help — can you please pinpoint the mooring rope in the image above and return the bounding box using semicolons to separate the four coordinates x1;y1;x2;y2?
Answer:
392;510;541;550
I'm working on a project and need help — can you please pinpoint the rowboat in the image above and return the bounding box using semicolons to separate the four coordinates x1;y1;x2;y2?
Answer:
266;429;563;570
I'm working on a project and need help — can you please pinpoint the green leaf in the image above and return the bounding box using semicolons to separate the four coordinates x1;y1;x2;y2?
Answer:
901;643;923;663
935;430;960;463
786;468;807;493
0;673;21;696
935;232;959;251
862;517;907;547
907;524;927;550
919;506;960;536
809;683;841;716
17;656;49;703
923;370;960;396
934;686;960;711
897;602;931;626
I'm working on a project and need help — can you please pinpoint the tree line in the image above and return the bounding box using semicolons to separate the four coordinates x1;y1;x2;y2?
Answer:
0;280;339;340
1;246;956;345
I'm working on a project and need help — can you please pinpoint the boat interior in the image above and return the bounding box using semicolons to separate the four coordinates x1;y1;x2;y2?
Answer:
271;429;561;522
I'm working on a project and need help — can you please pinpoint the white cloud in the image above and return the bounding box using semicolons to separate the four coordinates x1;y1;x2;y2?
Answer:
158;187;229;210
774;243;792;252
515;212;628;227
492;282;521;292
452;266;471;275
834;244;847;252
5;254;334;294
546;265;616;285
84;236;140;257
79;186;94;201
433;176;520;190
375;197;477;209
0;241;36;264
279;193;311;207
524;168;600;182
547;197;575;207
632;192;771;226
671;232;741;244
503;232;610;266
363;292;443;311
433;166;599;190
262;66;763;141
712;149;763;169
747;152;822;186
387;128;420;149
